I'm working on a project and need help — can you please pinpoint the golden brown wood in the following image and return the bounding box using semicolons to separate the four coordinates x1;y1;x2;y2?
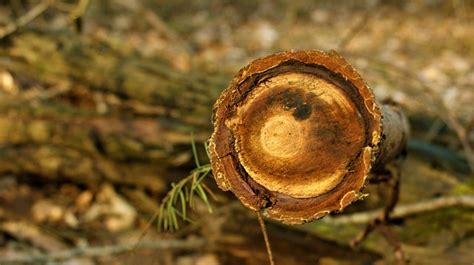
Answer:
209;50;408;224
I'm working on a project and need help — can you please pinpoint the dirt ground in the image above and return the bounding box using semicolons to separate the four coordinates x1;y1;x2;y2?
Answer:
0;1;473;264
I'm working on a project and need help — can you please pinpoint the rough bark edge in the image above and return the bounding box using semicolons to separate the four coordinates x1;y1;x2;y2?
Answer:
209;50;383;224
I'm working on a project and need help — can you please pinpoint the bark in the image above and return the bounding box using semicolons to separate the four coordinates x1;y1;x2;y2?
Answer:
209;51;409;224
0;30;229;189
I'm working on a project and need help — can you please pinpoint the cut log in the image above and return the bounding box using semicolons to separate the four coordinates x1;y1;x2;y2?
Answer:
208;50;409;224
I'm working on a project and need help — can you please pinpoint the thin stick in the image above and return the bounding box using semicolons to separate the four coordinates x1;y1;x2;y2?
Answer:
351;162;403;247
69;0;90;21
446;113;474;173
0;238;205;264
337;3;380;51
376;225;409;265
130;209;161;252
382;163;402;221
325;195;474;225
0;0;53;39
257;211;275;265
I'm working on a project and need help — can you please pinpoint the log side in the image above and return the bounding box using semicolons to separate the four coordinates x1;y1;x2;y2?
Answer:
0;31;229;188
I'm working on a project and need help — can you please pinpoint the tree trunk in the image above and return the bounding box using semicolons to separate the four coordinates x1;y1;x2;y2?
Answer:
0;31;229;190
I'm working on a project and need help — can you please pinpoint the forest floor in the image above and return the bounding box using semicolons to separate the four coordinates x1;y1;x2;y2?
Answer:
0;1;474;265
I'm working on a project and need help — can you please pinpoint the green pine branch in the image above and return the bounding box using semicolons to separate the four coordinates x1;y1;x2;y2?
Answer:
157;133;214;232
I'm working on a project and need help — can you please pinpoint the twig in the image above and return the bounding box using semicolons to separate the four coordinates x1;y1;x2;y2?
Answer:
131;207;162;251
351;162;408;265
337;2;380;51
377;225;408;265
144;11;180;41
0;221;67;252
257;211;275;265
69;0;90;21
0;0;53;39
69;0;91;32
0;238;206;264
382;163;402;221
446;113;474;173
351;162;402;247
325;195;474;225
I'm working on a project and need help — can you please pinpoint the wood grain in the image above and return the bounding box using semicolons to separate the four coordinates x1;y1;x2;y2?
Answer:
209;50;407;224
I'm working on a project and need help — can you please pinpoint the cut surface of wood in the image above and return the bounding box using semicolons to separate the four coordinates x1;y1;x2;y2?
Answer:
209;50;407;224
230;72;366;199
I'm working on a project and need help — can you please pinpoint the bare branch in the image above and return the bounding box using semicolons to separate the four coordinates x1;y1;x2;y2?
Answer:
0;238;206;264
325;195;474;225
0;0;53;39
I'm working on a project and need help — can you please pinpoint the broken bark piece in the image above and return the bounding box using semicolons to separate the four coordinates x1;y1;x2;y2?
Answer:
209;50;408;224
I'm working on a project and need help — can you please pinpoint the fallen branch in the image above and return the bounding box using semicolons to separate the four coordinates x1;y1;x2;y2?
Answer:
0;0;52;39
324;195;474;225
0;238;206;264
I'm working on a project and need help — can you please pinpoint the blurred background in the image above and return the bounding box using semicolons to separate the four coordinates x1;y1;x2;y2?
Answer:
0;0;473;264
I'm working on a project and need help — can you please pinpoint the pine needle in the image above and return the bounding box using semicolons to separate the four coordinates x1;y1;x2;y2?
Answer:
155;133;214;232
